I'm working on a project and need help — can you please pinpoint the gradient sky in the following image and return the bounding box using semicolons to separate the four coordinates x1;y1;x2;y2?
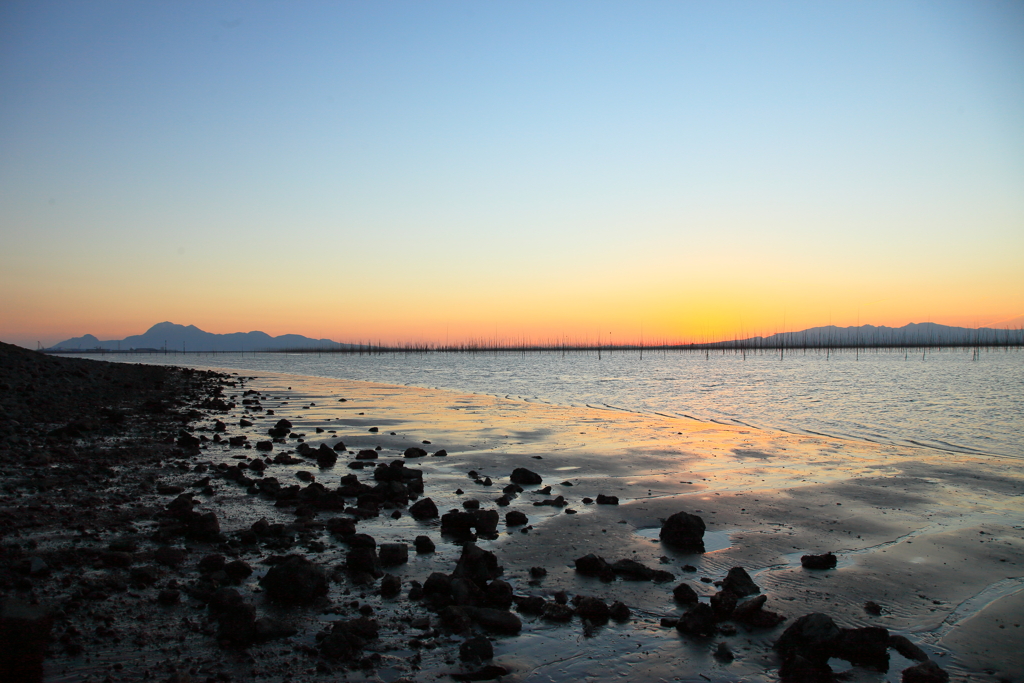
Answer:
2;1;1022;347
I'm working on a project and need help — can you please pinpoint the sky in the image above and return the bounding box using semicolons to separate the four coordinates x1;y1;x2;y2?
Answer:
1;1;1022;347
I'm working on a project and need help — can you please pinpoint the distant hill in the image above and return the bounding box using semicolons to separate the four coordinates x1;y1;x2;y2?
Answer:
48;322;352;352
689;322;1024;348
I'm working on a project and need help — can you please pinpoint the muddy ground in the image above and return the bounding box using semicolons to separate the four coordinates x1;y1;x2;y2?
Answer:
1;344;1021;683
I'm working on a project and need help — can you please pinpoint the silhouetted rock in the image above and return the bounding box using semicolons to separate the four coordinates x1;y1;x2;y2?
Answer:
673;582;699;604
414;535;435;553
889;635;928;662
596;494;619;505
801;552;837;569
676;603;716;637
505;510;528;526
404;447;427;458
0;597;53;683
510;468;542;485
722;566;759;597
901;660;949;683
659;511;706;551
378;543;408;567
260;555;329;605
460;635;493;662
453;544;502;587
835;626;890;670
575;596;610;624
380;574;401;598
409;497;439;519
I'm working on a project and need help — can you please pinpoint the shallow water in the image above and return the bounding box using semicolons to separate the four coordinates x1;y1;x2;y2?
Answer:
69;347;1023;459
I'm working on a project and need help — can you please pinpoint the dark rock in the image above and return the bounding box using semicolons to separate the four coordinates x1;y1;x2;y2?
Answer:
450;577;484;607
505;510;528;526
575;553;614;581
510;468;542;485
659;511;706;551
888;635;928;662
835;626;890;669
356;449;378;460
316;444;338;467
380;574;401;598
722;566;759;597
154;546;187;567
346;548;381;577
460;635;493;662
901;660;949;683
530;566;547;578
404;447;427;458
260;555;329;605
676;603;716;637
439;605;473;632
378;543;408;567
514;595;546;615
596;494;619;505
542;602;574;622
450;665;508;681
779;652;834;683
101;550;134;568
453;544;502;587
224;560;253;583
254;617;297;642
462;498;481;510
423;572;453;599
484;580;513;609
575;596;610;624
714;642;735;662
673;582;699;604
801;552;837;570
774;612;841;660
442;510;476;537
198;553;226;573
129;565;160;587
609;601;630;621
414;535;435;553
157;589;180;605
471;509;499;537
433;449;448;457
409;497;439;519
0;597;53;683
710;590;738;620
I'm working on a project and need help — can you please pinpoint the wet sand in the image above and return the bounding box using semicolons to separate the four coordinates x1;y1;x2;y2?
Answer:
6;359;1022;682
160;370;1024;682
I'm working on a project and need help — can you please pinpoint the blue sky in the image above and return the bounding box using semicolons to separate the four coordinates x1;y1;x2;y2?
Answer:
1;1;1022;345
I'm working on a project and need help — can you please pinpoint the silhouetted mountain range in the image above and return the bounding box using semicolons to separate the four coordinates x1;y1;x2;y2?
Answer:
46;320;1023;353
49;322;350;352
690;322;1023;348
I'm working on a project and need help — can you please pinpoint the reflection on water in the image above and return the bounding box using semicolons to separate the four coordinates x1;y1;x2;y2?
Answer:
634;527;733;552
68;349;1023;459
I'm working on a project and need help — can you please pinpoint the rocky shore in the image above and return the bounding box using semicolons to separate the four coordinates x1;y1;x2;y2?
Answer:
1;343;1020;683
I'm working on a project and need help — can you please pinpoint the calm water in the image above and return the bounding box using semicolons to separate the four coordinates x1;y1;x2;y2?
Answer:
72;348;1023;459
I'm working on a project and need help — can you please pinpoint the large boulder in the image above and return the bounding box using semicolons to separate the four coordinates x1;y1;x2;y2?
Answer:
260;555;329;605
722;566;759;597
774;612;841;662
510;468;542;485
409;497;439;520
659;511;706;551
453;544;502;587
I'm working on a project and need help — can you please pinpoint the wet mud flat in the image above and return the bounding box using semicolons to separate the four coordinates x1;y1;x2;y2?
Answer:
1;348;1022;683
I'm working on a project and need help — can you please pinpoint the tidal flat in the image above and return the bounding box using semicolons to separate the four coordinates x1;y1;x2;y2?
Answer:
1;346;1021;683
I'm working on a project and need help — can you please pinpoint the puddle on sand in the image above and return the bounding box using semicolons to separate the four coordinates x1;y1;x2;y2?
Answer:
634;527;733;552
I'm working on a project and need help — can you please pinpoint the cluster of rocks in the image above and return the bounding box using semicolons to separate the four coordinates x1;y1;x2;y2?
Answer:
775;612;947;682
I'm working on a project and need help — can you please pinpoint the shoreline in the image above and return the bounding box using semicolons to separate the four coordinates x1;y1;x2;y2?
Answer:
2;349;1021;682
51;351;1024;461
